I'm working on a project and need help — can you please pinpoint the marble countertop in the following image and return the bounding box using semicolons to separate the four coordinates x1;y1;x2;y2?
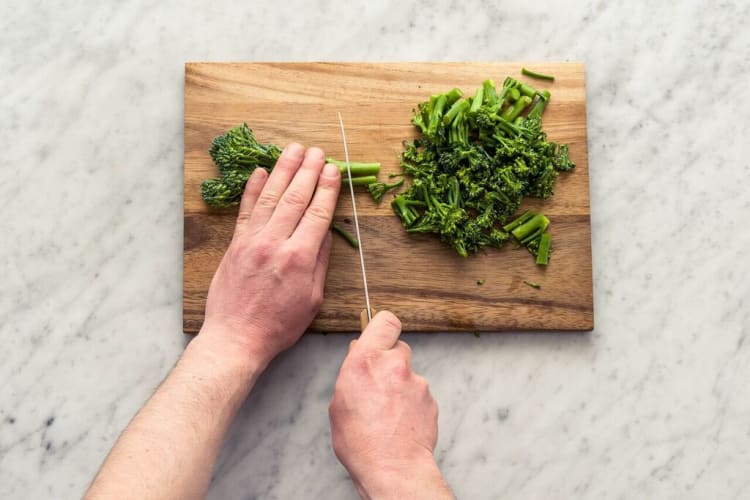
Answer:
2;1;749;498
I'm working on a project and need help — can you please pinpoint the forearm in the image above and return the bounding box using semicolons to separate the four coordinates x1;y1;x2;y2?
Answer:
86;332;266;500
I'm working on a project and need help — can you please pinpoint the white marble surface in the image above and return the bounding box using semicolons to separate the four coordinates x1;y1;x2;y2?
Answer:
2;1;749;498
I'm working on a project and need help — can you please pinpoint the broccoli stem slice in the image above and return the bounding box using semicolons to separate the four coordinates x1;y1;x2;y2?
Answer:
535;233;552;265
443;99;470;125
391;194;424;226
528;90;551;119
325;159;381;176
345;175;378;186
482;79;499;106
518;82;538;98
503;210;534;232
470;86;485;112
511;213;550;242
445;88;464;106
427;94;448;136
522;67;556;82
332;223;359;249
501;95;533;122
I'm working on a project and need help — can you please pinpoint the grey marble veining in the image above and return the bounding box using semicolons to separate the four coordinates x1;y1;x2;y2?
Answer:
2;1;750;498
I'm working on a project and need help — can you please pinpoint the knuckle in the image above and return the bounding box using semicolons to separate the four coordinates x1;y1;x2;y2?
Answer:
257;190;280;208
414;374;430;390
390;357;411;379
278;247;305;271
280;188;308;209
304;203;332;224
251;241;274;263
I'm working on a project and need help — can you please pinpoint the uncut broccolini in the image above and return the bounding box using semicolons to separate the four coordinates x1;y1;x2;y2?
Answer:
201;123;382;208
392;76;574;261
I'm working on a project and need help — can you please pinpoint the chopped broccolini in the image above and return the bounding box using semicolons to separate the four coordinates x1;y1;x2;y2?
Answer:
392;77;574;262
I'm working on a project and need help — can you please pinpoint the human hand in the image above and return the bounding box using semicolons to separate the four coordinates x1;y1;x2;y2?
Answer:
200;144;341;368
329;311;453;499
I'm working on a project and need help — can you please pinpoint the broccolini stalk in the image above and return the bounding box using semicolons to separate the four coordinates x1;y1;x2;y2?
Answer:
535;232;552;265
368;178;404;203
527;90;551;120
332;223;359;249
501;95;533;122
522;67;556;82
325;159;382;176
427;94;448;136
503;210;534;232
346;175;378;186
469;86;484;112
392;194;425;226
512;213;550;243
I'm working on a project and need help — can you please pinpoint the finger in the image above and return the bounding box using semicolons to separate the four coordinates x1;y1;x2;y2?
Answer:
392;340;412;367
313;231;333;288
291;163;341;250
349;339;357;351
248;143;306;231
356;311;402;351
234;168;268;236
267;147;326;238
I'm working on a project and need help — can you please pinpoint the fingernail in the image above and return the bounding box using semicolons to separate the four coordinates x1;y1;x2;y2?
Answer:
283;143;305;158
323;163;340;178
307;147;325;160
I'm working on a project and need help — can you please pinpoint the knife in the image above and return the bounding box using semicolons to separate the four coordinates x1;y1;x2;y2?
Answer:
336;112;375;330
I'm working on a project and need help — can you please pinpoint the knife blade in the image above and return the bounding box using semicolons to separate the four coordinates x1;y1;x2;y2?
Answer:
336;112;373;327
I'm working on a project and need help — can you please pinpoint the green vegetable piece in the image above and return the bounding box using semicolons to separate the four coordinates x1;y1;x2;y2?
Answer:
473;331;481;338
325;159;382;177
523;280;541;289
470;86;484;112
527;90;551;119
332;223;359;249
522;67;556;82
346;175;378;186
535;233;552;265
501;95;533;122
201;124;381;208
393;77;574;259
368;178;405;203
512;214;550;242
482;80;499;106
476;279;485;285
503;210;534;232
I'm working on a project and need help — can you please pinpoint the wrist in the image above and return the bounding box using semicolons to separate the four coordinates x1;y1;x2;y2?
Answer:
353;454;452;500
197;319;275;371
189;324;270;381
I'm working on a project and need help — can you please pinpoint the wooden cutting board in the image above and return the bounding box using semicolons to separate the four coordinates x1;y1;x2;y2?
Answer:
184;62;593;333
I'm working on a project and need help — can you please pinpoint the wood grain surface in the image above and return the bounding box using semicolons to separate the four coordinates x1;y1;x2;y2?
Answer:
184;62;593;334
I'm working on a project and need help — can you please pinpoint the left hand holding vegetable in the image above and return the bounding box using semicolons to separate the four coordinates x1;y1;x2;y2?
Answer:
201;143;341;366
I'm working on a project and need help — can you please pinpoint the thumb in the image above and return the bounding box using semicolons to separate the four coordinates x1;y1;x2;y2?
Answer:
356;311;402;351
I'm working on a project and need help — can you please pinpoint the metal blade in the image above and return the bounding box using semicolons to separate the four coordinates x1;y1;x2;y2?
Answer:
337;112;372;322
